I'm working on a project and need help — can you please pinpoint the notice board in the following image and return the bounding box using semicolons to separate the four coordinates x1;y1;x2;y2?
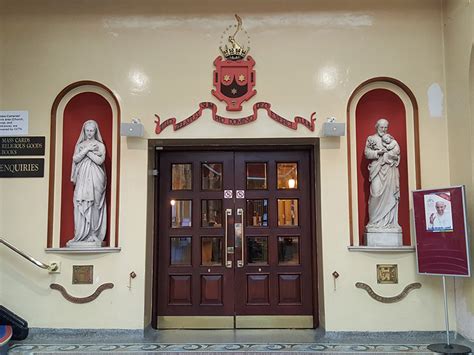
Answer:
413;186;470;276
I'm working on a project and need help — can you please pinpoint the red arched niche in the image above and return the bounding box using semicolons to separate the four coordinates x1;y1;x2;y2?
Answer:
355;88;411;246
60;92;113;247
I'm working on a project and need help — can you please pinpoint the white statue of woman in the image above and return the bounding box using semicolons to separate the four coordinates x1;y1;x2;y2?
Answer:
66;120;107;247
364;118;402;247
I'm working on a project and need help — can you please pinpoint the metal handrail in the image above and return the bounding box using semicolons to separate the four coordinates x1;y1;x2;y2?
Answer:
0;237;58;272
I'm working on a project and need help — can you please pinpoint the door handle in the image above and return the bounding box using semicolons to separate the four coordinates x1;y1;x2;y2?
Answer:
236;208;244;268
224;209;232;268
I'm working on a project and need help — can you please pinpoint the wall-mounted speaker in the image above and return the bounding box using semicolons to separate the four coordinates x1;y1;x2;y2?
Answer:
322;122;345;137
120;122;144;137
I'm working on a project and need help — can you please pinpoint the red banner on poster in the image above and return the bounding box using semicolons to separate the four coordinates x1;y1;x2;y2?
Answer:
413;186;471;276
154;102;316;135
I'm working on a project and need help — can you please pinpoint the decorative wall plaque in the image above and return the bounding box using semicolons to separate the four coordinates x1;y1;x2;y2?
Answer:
152;15;317;135
377;264;398;284
212;15;255;111
355;282;421;303
50;283;114;304
72;265;93;284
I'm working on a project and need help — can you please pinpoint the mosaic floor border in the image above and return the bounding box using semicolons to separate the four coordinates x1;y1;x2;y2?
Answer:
7;342;437;354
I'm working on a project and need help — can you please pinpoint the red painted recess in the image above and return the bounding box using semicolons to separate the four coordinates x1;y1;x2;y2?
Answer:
60;92;113;247
355;88;411;246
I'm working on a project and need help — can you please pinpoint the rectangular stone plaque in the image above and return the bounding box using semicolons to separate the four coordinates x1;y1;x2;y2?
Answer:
377;264;398;284
0;136;45;156
0;158;44;178
72;265;93;284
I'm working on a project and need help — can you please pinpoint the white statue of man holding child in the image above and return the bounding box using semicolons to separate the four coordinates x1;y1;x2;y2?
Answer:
364;118;403;247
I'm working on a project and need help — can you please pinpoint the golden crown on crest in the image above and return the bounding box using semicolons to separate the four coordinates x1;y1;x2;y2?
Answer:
219;14;250;60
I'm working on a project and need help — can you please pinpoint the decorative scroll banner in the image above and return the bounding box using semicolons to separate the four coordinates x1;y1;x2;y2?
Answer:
154;102;316;135
355;282;422;304
50;283;114;304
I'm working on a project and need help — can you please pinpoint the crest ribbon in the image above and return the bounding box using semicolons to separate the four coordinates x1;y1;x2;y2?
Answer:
154;102;316;135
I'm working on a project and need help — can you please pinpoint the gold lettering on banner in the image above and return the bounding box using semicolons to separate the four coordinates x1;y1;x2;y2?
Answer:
356;282;422;303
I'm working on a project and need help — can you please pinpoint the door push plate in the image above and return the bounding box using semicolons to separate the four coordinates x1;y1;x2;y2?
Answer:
226;260;233;268
227;246;234;254
237;260;244;267
236;190;245;199
224;190;233;199
234;223;242;247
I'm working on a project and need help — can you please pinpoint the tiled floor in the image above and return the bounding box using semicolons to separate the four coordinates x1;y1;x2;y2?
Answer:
7;329;474;354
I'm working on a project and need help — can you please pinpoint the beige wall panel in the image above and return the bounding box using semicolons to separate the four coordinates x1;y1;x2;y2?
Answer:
0;0;5;298
0;0;4;109
1;139;149;328
0;0;456;331
443;0;474;340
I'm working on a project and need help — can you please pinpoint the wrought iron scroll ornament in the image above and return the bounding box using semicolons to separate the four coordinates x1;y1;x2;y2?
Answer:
355;282;421;303
50;283;114;304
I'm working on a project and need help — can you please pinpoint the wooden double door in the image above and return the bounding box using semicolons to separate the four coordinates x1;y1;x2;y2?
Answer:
156;150;315;329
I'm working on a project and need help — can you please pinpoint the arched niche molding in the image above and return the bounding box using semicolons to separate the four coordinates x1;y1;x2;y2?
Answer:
47;81;121;248
346;78;420;247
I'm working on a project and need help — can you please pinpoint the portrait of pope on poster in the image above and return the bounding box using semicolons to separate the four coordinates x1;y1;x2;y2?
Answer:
424;193;453;232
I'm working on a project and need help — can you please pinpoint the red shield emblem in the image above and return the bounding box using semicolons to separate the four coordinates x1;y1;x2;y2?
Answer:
212;56;256;111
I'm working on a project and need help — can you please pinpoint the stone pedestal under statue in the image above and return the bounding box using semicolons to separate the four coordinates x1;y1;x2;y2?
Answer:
365;231;402;247
66;240;106;248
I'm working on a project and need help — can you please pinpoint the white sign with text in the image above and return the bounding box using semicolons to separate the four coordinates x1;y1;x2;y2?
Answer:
0;111;29;136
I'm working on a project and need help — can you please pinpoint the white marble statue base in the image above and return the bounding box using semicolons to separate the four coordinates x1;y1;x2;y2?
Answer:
66;240;106;248
365;232;403;247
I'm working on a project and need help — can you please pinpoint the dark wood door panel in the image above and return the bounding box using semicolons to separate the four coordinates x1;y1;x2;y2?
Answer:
234;151;313;316
246;274;270;305
156;149;314;320
278;273;302;305
157;151;235;316
201;274;224;305
168;274;192;305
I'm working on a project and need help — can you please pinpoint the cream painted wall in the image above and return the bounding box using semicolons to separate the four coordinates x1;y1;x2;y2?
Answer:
443;0;474;341
0;0;458;331
0;0;5;301
0;0;4;109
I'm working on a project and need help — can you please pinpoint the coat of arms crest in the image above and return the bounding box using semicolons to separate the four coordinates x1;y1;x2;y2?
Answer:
212;15;256;111
153;15;316;135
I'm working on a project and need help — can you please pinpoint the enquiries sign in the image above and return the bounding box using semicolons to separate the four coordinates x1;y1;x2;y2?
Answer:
0;158;44;178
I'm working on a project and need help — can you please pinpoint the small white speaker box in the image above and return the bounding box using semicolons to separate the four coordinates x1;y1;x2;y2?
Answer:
322;122;345;137
120;122;144;137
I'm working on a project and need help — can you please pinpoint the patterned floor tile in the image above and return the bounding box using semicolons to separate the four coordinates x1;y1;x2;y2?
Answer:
7;342;435;354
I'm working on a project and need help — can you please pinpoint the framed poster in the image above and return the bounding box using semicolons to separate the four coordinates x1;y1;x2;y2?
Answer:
413;186;470;276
